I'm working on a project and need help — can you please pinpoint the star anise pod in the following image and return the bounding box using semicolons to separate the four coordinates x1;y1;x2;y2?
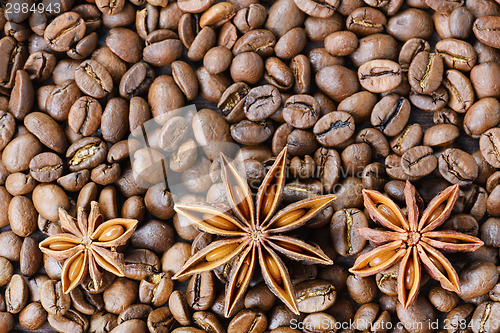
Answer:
350;181;483;308
39;201;138;293
173;147;336;317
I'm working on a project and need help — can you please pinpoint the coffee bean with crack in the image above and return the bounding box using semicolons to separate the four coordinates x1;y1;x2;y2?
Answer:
358;59;402;93
313;111;355;147
409;52;444;94
438;148;479;186
244;85;281;121
401;145;437;177
436;38;477;72
283;94;320;129
480;128;500;168
371;94;410;137
74;60;113;98
44;12;86;53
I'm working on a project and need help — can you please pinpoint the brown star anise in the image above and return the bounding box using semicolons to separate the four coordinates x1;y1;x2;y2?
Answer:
350;181;483;308
39;201;138;293
173;148;336;317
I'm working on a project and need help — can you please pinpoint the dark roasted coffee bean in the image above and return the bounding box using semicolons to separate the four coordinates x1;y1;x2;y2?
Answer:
331;208;368;256
314;111;355;147
187;272;216;311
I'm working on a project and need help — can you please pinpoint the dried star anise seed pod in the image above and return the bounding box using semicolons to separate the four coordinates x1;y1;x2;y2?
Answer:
39;201;138;293
350;181;483;308
173;147;336;317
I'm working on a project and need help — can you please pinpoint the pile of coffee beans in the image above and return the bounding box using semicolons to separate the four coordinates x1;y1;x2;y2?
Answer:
1;0;500;332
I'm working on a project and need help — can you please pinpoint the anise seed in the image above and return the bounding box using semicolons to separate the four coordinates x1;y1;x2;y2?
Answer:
98;225;125;242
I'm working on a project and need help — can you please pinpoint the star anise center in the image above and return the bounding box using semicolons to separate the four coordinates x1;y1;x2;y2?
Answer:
250;228;264;242
406;231;421;246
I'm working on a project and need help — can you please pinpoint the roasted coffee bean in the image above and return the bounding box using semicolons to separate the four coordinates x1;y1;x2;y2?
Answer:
331;208;368;256
423;124;459;147
346;7;386;36
358;59;402;93
106;28;143;63
464;98;500;138
68;96;102;136
387;9;434;42
75;59;113;98
290;54;311;94
44;12;86;52
401;146;437;177
119;62;154;99
283;95;320;129
230;51;264;85
218;82;249;123
436;38;477;72
47;309;90;333
264;57;294;91
316;65;360;102
187;272;216;311
2;133;43;173
172;61;199;101
148;307;176;333
295;280;336;313
5;274;29;314
390;124;423;155
473;16;500;49
143;30;183;67
309;48;345;72
67;137;108;172
244;85;281;121
9;70;34;120
314;111;355;147
439;148;478;186
443;69;475;113
29;152;63;183
480;128;500;168
409;52;443;94
265;0;306;38
40;280;71;316
459;261;498;300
